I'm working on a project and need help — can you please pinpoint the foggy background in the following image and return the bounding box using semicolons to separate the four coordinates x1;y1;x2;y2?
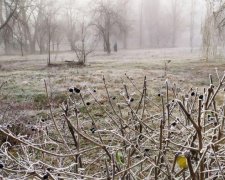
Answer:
0;0;216;56
2;1;225;179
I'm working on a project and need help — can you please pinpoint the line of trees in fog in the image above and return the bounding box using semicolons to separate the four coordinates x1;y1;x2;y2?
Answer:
0;0;225;61
139;0;199;48
0;0;131;58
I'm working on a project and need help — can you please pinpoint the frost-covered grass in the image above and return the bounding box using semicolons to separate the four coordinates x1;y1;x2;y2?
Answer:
0;47;225;109
1;48;225;179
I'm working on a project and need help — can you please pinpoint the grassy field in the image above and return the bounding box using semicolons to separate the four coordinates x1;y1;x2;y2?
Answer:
1;48;225;179
1;48;224;105
0;47;225;116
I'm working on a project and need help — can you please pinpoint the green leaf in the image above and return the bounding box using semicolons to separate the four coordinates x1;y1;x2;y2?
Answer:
115;150;124;166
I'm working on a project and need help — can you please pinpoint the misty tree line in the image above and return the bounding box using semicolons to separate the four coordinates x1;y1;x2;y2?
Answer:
0;0;225;61
0;0;130;59
142;0;225;58
140;0;194;48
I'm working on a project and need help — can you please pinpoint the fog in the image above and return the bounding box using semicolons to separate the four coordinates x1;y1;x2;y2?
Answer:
2;1;225;179
0;0;223;59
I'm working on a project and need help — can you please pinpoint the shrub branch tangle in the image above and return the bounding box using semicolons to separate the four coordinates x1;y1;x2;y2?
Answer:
1;72;225;179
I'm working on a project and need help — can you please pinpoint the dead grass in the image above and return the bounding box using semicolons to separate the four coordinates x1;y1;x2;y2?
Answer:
1;48;225;179
0;47;225;110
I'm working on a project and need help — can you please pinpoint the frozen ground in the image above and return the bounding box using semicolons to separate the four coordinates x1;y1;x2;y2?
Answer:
0;47;224;110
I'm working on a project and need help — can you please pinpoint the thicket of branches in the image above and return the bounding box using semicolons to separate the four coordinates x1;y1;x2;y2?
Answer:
1;70;225;179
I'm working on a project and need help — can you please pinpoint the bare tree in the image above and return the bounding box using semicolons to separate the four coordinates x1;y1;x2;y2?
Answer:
52;26;64;52
36;19;48;54
0;0;64;57
202;0;219;61
190;0;197;52
13;19;25;56
15;0;47;55
118;0;131;49
0;0;20;54
91;0;122;54
36;3;47;55
139;0;143;48
0;0;19;31
42;1;61;65
201;0;225;61
2;0;47;55
72;15;98;65
170;0;183;47
64;0;78;51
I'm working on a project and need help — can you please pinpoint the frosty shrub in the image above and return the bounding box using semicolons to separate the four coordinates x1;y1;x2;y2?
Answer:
1;71;225;179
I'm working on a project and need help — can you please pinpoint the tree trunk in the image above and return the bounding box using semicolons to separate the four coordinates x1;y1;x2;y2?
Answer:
123;30;127;49
48;30;51;65
30;41;36;54
139;0;143;48
3;2;13;55
103;39;107;52
20;0;30;53
20;39;24;56
190;0;196;52
105;34;111;54
52;41;55;52
39;36;45;54
4;29;12;55
0;0;3;24
57;43;59;51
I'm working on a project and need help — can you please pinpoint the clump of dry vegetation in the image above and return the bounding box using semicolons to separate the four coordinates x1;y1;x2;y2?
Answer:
1;70;225;179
